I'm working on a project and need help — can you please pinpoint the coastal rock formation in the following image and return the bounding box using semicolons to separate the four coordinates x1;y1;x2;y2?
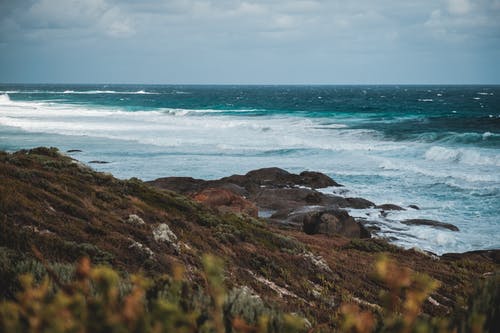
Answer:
148;167;374;237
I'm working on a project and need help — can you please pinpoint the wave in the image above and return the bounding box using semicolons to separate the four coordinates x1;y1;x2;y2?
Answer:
0;97;409;153
1;90;159;95
424;146;500;167
0;93;11;104
62;90;159;95
413;131;500;146
379;159;499;183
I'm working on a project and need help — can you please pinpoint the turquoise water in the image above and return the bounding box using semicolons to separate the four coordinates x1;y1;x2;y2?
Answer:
0;84;499;254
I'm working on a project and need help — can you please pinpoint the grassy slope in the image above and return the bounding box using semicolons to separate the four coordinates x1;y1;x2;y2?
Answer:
0;147;497;326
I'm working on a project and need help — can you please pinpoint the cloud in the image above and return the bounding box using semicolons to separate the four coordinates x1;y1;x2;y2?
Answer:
5;0;135;39
447;0;472;15
1;0;499;83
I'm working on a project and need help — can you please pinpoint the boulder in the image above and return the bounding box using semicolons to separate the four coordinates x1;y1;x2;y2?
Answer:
153;223;178;244
401;219;459;231
126;214;146;226
299;171;342;188
290;208;370;238
342;197;375;209
192;188;258;217
376;204;405;211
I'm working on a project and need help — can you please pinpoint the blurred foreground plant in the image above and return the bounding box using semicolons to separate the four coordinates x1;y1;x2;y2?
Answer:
0;255;307;333
340;255;498;333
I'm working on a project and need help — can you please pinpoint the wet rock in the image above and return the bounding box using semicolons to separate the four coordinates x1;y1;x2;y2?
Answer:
376;204;405;211
409;204;420;210
401;219;459;231
343;197;375;209
66;149;82;153
88;160;109;164
192;188;258;217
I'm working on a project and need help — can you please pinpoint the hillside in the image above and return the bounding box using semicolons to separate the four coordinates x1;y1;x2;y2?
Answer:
0;147;498;332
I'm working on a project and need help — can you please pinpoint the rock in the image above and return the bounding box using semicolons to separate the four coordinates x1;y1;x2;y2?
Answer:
148;168;374;222
298;171;342;188
88;160;109;164
376;204;405;211
302;251;332;272
401;219;459;231
343;197;375;209
126;214;146;225
191;188;258;217
152;223;179;251
409;204;420;210
441;250;500;264
251;187;324;211
147;176;205;194
292;208;370;238
66;149;82;153
222;167;341;189
128;238;154;259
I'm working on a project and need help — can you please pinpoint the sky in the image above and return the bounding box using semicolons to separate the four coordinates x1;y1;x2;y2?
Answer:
0;0;499;84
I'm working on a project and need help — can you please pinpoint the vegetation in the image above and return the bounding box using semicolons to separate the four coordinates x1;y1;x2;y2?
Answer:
0;148;498;332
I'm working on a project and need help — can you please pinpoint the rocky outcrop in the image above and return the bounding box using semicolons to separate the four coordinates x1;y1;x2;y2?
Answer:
290;208;370;239
220;167;342;190
191;188;258;217
148;168;378;238
401;219;459;231
148;167;373;218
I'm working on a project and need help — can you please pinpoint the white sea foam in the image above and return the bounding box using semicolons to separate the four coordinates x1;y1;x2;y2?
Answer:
3;90;160;95
424;146;500;167
0;94;12;104
418;98;433;102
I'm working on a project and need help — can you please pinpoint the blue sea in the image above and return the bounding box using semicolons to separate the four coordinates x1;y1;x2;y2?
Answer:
1;84;499;254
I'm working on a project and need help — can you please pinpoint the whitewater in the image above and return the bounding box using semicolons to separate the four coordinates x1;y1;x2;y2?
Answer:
0;84;499;254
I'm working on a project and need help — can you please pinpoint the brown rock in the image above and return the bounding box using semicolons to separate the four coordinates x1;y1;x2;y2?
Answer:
292;209;370;238
191;188;258;217
148;176;205;194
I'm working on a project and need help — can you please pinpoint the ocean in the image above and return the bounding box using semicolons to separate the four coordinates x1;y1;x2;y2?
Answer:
1;84;499;254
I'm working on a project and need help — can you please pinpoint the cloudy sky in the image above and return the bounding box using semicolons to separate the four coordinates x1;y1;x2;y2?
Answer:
0;0;499;84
